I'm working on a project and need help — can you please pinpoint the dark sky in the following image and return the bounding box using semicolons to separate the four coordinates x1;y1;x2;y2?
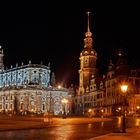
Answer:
0;1;140;86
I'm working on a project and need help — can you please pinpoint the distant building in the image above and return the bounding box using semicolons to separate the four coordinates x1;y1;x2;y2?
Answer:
0;46;71;115
74;13;140;117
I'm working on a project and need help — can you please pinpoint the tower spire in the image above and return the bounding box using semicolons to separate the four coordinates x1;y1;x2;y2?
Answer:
84;11;93;48
86;11;90;32
79;12;97;95
85;11;92;38
0;45;4;71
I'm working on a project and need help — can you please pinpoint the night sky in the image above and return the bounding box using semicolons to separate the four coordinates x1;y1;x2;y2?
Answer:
0;1;140;86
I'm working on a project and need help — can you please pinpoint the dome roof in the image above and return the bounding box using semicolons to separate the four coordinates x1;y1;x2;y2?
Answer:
80;48;97;57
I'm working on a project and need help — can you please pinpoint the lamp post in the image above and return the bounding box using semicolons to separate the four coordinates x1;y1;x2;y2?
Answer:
137;106;140;110
61;98;68;118
101;109;104;118
136;106;140;115
120;84;128;133
118;107;121;116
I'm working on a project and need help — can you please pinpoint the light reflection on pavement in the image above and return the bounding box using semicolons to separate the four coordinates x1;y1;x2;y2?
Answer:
0;117;139;140
0;120;119;140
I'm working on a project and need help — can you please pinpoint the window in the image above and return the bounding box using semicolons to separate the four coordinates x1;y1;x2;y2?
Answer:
5;104;8;109
42;104;45;110
135;79;140;85
0;104;2;109
10;104;13;109
20;103;23;110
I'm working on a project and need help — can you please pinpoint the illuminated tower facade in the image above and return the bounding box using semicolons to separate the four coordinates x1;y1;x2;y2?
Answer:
0;46;4;72
79;12;97;95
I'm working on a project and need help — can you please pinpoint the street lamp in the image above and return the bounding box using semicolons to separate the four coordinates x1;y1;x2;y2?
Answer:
58;85;61;89
120;84;128;133
136;106;140;114
137;106;140;110
61;98;68;118
118;107;121;116
101;109;104;118
88;109;92;118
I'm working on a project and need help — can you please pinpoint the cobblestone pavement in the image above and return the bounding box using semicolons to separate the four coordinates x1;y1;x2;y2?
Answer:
88;127;140;140
0;115;112;131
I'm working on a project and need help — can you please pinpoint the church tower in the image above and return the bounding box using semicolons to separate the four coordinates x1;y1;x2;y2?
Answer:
79;12;97;95
0;45;4;72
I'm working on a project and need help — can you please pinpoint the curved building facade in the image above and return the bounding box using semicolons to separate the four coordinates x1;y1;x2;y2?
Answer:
0;47;70;115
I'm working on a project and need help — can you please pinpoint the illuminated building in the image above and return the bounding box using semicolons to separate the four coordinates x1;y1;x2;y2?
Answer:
104;54;140;116
78;11;97;95
75;12;140;116
75;12;98;114
0;46;71;115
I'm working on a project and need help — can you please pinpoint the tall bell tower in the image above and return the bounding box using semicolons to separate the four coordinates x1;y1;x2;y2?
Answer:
79;12;97;95
0;45;4;72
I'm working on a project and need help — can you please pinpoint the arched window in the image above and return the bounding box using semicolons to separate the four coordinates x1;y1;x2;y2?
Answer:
42;104;45;110
20;103;24;110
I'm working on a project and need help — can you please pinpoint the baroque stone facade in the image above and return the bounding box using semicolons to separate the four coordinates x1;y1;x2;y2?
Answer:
0;46;71;115
0;63;50;88
0;85;70;115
